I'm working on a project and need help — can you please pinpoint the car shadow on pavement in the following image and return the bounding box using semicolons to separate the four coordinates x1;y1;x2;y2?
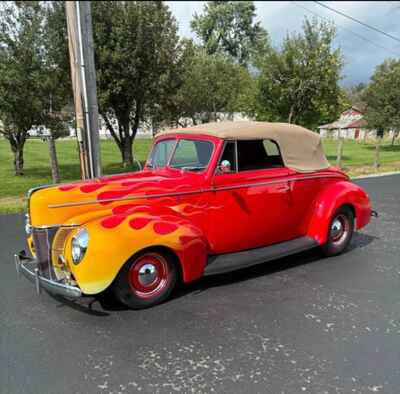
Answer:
47;292;111;316
48;232;378;314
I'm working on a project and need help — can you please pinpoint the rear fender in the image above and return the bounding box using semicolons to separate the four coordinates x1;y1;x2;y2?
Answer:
65;209;208;295
306;181;371;245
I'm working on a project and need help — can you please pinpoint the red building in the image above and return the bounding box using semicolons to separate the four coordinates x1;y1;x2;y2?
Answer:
318;107;370;140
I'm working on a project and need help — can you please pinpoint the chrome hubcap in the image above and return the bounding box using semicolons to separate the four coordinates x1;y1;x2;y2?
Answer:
138;263;157;286
331;218;343;239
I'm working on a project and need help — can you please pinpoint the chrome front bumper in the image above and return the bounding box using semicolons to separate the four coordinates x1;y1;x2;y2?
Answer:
14;252;82;298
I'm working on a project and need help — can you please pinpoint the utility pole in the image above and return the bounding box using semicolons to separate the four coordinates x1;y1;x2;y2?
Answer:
65;1;101;179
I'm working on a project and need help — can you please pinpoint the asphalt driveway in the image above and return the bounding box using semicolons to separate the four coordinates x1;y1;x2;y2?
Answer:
1;174;400;394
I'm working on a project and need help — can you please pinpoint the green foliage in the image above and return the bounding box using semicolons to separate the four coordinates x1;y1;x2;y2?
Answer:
163;42;254;125
0;2;45;174
362;59;400;132
344;83;367;111
0;1;72;176
191;1;269;67
91;1;181;166
255;17;343;130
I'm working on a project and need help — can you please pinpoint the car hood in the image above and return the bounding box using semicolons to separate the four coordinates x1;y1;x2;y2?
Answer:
29;169;204;227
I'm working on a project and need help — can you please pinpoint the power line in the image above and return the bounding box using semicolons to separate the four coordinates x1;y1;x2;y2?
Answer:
314;1;400;44
291;1;400;57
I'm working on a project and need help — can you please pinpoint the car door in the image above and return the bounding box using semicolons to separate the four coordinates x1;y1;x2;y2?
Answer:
208;139;299;254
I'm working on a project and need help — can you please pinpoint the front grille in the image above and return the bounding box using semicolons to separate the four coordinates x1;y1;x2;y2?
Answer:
31;226;75;281
32;227;58;269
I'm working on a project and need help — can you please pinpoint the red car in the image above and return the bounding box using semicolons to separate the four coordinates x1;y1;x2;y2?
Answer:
17;121;373;309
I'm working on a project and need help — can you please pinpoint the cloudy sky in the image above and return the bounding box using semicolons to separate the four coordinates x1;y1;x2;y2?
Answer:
167;1;400;86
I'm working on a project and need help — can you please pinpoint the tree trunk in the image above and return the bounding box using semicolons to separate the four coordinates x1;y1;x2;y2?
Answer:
48;135;60;183
374;136;381;170
336;136;344;168
391;131;397;146
288;106;295;124
8;132;27;176
121;138;134;168
13;147;24;176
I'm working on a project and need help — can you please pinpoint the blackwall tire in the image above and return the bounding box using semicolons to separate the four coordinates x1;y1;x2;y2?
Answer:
321;206;354;257
113;251;178;310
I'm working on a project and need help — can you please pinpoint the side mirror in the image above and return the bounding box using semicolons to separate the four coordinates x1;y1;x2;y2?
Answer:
219;160;232;174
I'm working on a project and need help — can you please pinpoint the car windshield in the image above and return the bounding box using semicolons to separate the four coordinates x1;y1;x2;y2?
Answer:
149;138;214;172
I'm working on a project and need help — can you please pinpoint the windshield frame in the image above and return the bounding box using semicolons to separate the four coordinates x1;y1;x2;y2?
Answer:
147;136;216;173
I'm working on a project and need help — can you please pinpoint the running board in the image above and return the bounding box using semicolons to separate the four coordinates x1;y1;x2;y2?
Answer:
204;236;318;276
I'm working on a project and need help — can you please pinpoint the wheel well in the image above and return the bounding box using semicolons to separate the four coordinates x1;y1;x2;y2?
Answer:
341;203;356;218
126;245;183;283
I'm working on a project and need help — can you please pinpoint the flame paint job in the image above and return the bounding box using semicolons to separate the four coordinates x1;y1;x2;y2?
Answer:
27;133;372;295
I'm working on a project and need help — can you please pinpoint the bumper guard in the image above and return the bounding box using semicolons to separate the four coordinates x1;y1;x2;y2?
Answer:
14;251;82;299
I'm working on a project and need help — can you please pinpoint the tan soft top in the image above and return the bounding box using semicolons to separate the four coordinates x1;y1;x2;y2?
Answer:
158;121;329;172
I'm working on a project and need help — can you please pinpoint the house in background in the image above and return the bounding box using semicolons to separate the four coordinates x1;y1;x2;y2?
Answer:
318;107;373;140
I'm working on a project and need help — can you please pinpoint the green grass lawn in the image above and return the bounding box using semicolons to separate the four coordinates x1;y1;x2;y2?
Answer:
0;137;399;213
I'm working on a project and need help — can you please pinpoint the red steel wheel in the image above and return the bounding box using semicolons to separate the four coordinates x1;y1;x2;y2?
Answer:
321;206;354;257
113;251;178;309
128;254;171;299
330;214;350;246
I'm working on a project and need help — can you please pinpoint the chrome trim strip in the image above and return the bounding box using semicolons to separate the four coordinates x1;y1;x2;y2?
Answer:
31;224;79;230
48;173;344;209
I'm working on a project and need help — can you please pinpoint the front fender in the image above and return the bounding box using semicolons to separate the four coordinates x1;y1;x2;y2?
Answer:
65;209;208;295
306;181;371;245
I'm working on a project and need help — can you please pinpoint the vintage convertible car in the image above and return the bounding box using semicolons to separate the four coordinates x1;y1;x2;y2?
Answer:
15;121;373;309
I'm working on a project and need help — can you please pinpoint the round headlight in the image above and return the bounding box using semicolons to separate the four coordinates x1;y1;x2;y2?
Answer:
71;228;89;264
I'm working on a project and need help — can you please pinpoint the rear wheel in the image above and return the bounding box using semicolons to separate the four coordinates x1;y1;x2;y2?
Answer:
321;206;354;256
113;250;178;309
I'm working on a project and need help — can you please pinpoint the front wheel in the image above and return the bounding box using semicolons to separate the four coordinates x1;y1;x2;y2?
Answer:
321;206;354;257
113;250;178;309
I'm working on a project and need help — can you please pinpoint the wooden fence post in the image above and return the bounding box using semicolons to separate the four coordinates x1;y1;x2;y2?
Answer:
374;136;381;170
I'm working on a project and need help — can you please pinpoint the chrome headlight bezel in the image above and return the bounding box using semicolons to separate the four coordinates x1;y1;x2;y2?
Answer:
71;228;89;264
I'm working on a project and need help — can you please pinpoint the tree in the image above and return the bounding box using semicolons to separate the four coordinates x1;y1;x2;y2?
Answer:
255;17;343;130
345;83;367;111
40;1;73;183
91;1;181;167
0;2;45;175
362;59;400;145
161;41;254;126
191;1;269;67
